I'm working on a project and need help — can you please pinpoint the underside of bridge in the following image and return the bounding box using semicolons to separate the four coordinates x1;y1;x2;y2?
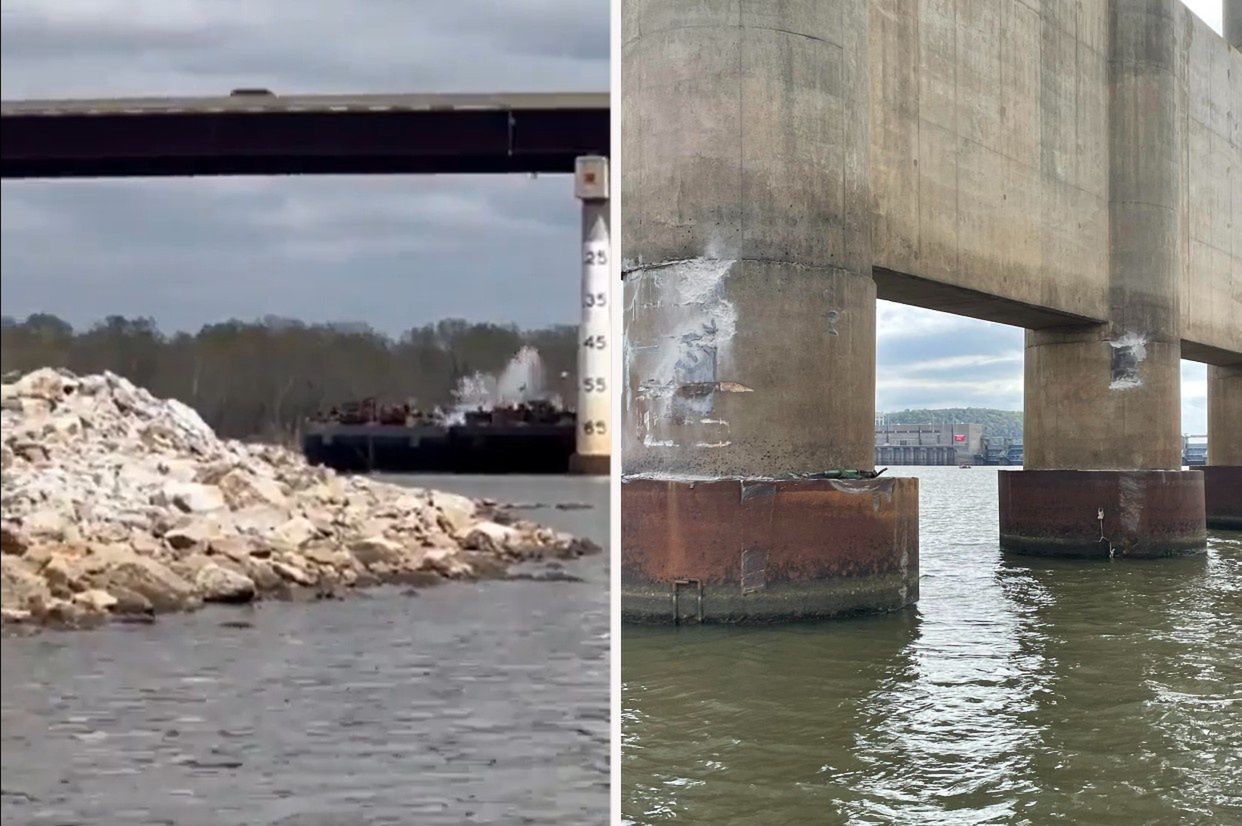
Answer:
0;93;608;177
621;0;1240;622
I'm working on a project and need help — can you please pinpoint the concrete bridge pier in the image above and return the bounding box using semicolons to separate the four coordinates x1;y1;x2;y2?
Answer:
1200;2;1239;531
1205;365;1242;529
999;0;1206;557
620;0;917;622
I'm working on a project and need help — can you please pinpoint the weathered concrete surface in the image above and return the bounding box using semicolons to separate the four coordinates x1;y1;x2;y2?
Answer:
622;477;918;622
999;470;1207;557
1023;0;1185;474
868;0;1240;364
622;0;876;477
1182;9;1242;362
1208;364;1242;466
869;0;1110;328
1024;326;1184;470
1206;364;1242;529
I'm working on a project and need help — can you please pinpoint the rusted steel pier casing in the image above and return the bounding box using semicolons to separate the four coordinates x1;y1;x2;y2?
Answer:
1202;466;1242;530
998;470;1206;557
622;477;919;623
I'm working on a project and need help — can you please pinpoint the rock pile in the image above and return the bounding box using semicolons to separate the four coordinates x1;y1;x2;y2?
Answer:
1;369;597;630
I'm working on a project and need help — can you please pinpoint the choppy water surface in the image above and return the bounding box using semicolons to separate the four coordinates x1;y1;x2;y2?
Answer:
2;475;608;826
622;466;1241;825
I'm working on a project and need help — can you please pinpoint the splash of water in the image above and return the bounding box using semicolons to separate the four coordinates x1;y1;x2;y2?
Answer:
448;346;560;422
495;345;546;405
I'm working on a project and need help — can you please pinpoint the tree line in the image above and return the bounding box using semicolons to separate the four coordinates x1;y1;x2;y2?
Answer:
1;314;579;443
882;407;1023;440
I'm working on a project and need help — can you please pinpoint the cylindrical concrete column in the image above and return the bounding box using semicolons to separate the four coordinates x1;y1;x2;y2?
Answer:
621;0;917;621
1002;0;1206;557
622;0;876;477
1226;0;1241;51
570;156;611;475
1205;364;1242;528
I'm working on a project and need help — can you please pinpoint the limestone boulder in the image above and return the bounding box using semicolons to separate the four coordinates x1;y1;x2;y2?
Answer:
349;535;405;568
1;555;50;614
270;555;317;587
19;508;70;543
302;543;354;571
93;556;200;613
194;562;256;604
13;367;78;402
107;586;155;617
159;482;226;514
270;516;318;548
72;589;118;613
432;492;478;534
1;521;29;555
419;547;472;578
238;558;285;592
232;505;288;537
461;521;521;555
42;553;92;597
218;469;287;510
164;517;224;552
208;535;260;563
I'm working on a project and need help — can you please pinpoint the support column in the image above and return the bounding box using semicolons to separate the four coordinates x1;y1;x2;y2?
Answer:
1226;0;1241;51
621;0;917;622
1205;365;1242;529
1001;0;1206;557
569;156;611;475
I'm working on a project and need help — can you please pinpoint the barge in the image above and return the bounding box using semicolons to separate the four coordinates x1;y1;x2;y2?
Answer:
301;398;576;474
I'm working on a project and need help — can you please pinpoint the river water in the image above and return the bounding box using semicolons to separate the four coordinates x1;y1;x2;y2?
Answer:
622;466;1241;825
2;475;609;826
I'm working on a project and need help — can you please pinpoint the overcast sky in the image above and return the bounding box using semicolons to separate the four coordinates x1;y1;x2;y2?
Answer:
0;0;608;335
0;0;1224;432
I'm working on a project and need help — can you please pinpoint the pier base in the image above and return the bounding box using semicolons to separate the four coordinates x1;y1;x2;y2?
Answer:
999;470;1206;557
1203;466;1242;530
568;453;610;475
621;477;918;623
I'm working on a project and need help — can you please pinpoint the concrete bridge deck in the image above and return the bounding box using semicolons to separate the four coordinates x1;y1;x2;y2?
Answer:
0;92;609;177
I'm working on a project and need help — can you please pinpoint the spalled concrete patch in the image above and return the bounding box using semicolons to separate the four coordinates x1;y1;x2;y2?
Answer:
1109;331;1148;390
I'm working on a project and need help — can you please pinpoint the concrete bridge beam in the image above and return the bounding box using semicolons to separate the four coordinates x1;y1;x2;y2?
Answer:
620;0;917;622
1000;0;1206;557
1205;364;1242;529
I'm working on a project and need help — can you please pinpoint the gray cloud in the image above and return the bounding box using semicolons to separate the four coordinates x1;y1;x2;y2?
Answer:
1;0;606;338
0;0;606;97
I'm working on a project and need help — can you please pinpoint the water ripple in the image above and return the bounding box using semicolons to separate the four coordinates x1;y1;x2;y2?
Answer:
3;476;609;825
622;467;1242;825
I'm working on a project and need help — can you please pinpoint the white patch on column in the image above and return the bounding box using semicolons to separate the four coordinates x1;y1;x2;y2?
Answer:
624;254;738;449
1109;332;1148;390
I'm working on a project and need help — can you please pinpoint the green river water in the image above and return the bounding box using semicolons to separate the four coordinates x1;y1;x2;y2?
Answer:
622;466;1241;825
